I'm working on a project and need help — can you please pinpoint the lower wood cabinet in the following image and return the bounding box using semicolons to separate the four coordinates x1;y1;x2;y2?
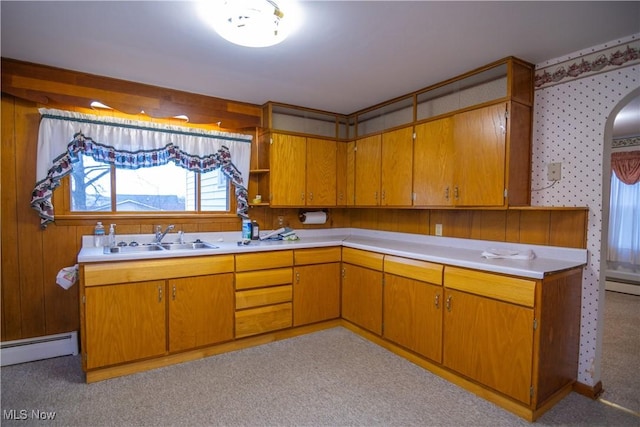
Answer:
383;255;443;363
341;248;384;335
234;251;293;338
293;247;342;326
168;274;234;353
84;280;167;369
443;287;534;403
81;255;235;371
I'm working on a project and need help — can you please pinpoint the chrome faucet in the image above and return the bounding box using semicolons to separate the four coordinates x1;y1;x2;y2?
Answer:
154;224;175;243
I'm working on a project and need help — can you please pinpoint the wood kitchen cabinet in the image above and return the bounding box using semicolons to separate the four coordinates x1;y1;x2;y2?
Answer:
414;103;510;207
354;127;413;206
453;103;508;206
168;274;234;352
336;140;355;206
383;256;444;363
293;247;342;326
341;248;384;335
413;117;454;206
80;255;235;374
442;265;582;415
234;250;293;338
84;280;166;369
270;133;337;206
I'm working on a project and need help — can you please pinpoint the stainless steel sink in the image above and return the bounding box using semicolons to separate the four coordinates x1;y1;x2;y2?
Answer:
103;241;218;254
104;244;165;254
160;242;218;250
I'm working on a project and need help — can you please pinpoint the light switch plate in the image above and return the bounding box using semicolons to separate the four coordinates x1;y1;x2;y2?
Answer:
547;162;562;181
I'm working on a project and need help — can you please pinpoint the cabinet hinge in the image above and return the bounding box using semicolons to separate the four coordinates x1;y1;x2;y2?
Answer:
82;295;86;304
533;318;538;330
504;189;508;198
530;386;535;397
269;138;273;145
505;110;510;120
412;192;417;201
412;132;416;140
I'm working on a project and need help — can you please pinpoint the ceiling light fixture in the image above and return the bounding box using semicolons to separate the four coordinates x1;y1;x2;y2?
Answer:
198;0;301;48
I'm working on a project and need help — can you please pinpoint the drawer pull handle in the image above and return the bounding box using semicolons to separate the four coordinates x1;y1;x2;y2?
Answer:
158;285;163;303
446;295;452;312
172;284;176;300
434;294;440;309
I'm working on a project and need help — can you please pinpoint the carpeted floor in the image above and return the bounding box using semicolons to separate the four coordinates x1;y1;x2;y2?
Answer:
1;324;638;426
599;290;640;414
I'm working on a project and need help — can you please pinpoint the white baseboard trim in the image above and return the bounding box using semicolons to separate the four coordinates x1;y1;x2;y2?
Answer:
605;280;640;296
1;331;79;366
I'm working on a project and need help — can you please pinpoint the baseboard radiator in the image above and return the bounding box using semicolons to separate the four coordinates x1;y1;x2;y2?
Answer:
1;331;79;366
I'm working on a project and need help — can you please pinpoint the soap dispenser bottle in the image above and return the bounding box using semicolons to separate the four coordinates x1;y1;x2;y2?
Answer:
108;224;116;248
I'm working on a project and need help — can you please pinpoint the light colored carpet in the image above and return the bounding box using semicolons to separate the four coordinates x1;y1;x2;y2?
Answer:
600;290;640;414
1;327;638;426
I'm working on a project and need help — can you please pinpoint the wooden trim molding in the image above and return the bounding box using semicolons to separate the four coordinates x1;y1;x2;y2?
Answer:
1;57;262;129
573;380;604;400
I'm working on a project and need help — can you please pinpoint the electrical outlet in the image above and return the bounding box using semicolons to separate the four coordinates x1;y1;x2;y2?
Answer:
435;224;443;236
547;162;562;181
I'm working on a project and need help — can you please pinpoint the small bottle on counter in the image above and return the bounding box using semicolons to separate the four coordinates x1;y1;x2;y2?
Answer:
242;219;252;240
251;220;260;240
94;222;105;247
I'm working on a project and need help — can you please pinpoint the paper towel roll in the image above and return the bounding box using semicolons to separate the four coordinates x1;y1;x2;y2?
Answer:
300;211;327;225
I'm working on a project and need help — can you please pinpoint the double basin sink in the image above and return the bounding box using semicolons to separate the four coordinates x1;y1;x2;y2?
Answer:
104;241;218;254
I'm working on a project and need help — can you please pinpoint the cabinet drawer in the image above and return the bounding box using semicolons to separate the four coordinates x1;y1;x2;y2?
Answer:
236;285;292;310
235;268;292;290
342;248;384;271
235;303;292;338
384;255;443;285
235;251;293;272
444;266;536;307
83;255;235;287
294;247;342;265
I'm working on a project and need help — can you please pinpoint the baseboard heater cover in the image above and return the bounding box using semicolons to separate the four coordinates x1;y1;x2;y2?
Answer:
1;331;79;366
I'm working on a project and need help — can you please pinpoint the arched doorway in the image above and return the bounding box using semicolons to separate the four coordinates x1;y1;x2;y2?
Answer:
599;88;640;414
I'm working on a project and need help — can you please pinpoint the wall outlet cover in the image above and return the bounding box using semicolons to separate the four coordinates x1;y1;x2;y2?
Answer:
547;162;562;181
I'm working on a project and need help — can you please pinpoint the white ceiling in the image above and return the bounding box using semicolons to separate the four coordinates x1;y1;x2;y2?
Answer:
1;1;639;116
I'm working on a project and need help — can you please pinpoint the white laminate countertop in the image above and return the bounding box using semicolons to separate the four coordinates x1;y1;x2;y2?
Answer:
77;228;587;279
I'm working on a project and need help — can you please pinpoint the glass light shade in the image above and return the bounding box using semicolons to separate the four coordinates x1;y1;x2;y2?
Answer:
199;0;301;48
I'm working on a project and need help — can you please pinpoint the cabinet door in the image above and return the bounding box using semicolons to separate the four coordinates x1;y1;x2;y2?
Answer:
293;263;341;326
354;134;381;206
383;274;443;363
270;133;306;206
341;263;383;335
413;118;454;206
453;104;506;206
306;137;337;206
381;126;414;206
443;289;534;404
168;273;234;352
85;281;166;369
336;140;355;206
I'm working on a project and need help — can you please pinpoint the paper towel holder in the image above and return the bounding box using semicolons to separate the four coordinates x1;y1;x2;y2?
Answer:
298;209;328;225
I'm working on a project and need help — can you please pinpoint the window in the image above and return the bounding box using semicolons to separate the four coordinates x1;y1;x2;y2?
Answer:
70;153;230;213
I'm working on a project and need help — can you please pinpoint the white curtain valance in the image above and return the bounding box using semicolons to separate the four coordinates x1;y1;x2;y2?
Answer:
32;108;253;228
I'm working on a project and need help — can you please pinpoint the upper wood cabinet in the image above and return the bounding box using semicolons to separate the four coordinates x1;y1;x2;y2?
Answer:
413;117;454;206
354;126;413;206
453;103;508;206
413;101;530;207
270;133;337;207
